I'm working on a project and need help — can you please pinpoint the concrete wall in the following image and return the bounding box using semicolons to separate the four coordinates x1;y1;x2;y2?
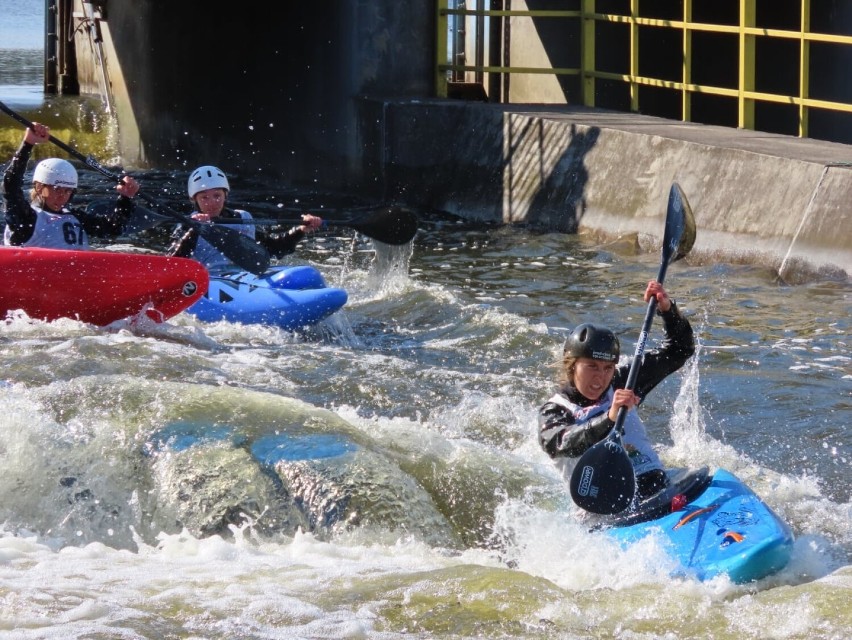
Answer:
374;100;851;282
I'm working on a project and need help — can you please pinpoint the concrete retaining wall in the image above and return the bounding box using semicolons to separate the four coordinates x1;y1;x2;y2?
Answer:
374;100;851;282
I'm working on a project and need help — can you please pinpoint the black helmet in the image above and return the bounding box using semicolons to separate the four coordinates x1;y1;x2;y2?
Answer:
563;323;620;362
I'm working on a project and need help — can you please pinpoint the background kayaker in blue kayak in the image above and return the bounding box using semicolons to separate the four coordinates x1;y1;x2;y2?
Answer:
538;280;695;503
168;165;323;273
2;121;140;249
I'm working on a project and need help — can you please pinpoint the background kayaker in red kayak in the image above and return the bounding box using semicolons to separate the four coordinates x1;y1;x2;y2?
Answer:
538;280;695;502
2;121;140;249
168;165;323;273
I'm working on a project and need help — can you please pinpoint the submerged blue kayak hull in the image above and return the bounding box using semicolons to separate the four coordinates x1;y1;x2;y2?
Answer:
606;468;794;583
186;265;347;330
147;420;357;462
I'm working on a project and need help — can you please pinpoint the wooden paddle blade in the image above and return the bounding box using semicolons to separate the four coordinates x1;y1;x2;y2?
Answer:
342;205;419;245
570;435;636;514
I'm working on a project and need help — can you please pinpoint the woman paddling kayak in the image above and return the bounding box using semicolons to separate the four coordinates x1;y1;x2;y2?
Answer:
168;165;322;273
538;280;695;505
2;122;140;249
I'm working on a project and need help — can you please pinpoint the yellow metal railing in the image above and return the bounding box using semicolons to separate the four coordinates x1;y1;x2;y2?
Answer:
436;0;852;139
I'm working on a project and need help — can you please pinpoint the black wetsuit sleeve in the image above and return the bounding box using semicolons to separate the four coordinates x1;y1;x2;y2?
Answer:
76;196;134;238
538;401;614;458
259;227;305;258
2;141;38;244
628;301;695;400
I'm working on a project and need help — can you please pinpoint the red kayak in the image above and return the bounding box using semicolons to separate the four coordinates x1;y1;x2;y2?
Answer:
0;246;209;326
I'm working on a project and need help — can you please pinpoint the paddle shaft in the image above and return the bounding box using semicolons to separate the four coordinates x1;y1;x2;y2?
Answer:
612;259;671;433
1;101;181;216
215;216;357;227
122;198;417;245
614;183;692;430
123;205;388;227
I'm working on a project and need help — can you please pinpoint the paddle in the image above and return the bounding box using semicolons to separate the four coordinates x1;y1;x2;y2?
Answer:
569;182;697;515
102;199;418;245
0;100;270;274
242;205;419;246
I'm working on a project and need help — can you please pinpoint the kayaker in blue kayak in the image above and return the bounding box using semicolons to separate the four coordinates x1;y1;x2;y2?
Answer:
2;122;140;249
538;280;695;503
168;165;323;273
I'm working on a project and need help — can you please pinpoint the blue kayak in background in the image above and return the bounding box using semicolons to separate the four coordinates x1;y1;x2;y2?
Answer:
602;467;794;583
186;264;348;330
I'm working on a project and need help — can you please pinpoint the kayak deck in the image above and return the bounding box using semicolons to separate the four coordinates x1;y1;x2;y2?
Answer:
186;264;347;330
0;246;208;326
603;467;794;583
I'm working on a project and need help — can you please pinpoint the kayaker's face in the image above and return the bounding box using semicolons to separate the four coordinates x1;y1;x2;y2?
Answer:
574;357;616;401
195;188;227;217
39;184;74;211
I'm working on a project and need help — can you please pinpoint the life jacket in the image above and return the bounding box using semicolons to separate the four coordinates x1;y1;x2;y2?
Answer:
3;205;88;249
546;387;664;481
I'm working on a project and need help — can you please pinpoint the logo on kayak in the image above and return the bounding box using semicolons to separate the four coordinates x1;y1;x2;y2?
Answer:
711;508;759;528
719;531;745;547
577;465;598;497
182;281;199;297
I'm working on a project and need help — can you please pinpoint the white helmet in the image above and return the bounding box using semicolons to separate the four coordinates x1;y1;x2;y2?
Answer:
33;158;78;188
187;165;229;198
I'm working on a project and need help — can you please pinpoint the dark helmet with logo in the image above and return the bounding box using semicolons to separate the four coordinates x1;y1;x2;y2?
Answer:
563;323;620;362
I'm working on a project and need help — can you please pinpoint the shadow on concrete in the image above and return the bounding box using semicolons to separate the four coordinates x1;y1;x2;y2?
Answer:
509;122;600;233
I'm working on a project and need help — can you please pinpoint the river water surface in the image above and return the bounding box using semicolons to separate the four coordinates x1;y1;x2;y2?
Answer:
0;45;850;640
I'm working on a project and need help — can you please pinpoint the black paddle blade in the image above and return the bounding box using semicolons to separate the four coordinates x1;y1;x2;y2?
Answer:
342;205;418;245
198;225;271;275
666;182;696;263
87;201;170;235
569;434;636;514
125;204;171;234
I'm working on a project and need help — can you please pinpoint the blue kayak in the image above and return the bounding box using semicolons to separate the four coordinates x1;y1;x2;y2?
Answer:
186;265;347;330
147;420;357;462
603;467;794;583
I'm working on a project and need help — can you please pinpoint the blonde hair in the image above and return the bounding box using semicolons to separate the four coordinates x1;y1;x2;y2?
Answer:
556;354;578;388
30;183;46;207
